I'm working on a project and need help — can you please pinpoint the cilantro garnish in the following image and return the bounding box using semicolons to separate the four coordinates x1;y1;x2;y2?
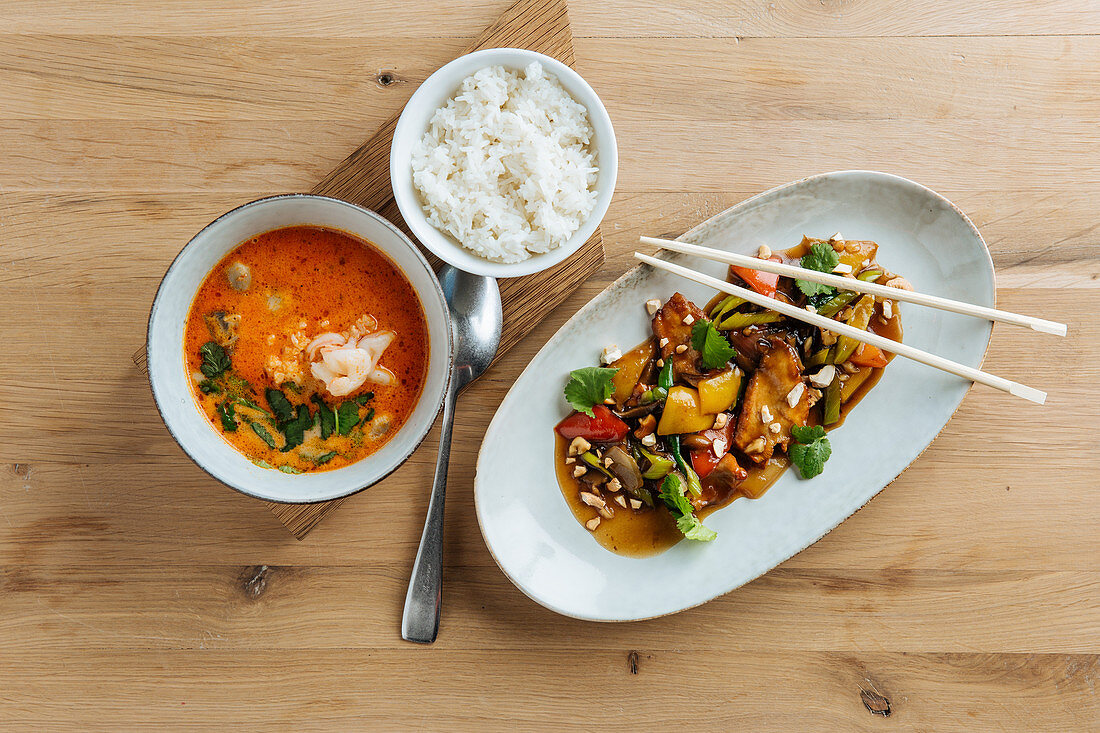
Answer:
278;465;302;474
250;422;277;449
313;451;337;466
311;394;335;439
658;473;717;542
788;424;832;478
355;392;374;405
335;401;361;436
199;341;231;379
279;404;313;452
198;379;222;395
265;388;295;424
216;399;237;432
563;367;619;417
796;241;841;298
690;319;738;370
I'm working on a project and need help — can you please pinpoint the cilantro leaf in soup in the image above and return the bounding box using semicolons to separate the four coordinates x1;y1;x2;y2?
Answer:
199;341;231;379
198;379;222;395
796;242;841;298
563;367;619;417
364;407;375;423
313;451;337;466
216;399;237;432
789;424;832;478
250;422;277;449
336;401;361;436
690;319;738;370
311;394;335;440
280;404;313;452
265;388;295;424
355;392;374;405
278;465;302;474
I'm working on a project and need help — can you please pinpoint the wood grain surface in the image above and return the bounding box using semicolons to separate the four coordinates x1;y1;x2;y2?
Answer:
1;0;1098;730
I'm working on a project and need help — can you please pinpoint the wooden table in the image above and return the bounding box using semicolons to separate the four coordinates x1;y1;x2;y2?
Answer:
2;1;1097;729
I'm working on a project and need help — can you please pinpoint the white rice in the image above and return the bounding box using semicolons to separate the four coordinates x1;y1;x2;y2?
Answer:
410;62;599;263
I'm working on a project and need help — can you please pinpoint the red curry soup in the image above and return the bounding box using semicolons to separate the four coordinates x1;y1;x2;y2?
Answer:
183;225;429;473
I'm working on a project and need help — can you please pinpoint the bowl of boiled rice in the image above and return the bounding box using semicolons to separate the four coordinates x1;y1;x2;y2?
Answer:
390;47;617;278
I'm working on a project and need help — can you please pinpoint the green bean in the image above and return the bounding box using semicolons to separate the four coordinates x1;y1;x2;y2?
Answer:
717;311;785;330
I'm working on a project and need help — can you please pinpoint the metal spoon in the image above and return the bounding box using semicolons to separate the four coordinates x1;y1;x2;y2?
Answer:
401;264;502;644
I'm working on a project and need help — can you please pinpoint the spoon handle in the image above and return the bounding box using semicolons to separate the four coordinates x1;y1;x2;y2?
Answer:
401;370;458;644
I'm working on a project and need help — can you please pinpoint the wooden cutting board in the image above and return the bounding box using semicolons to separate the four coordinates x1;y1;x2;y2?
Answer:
142;0;604;539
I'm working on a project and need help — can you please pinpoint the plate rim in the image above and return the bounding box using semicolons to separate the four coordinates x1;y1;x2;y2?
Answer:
474;169;995;621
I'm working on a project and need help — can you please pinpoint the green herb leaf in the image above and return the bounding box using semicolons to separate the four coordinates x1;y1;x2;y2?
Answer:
283;382;303;394
198;379;222;395
690;320;738;370
313;451;337;466
277;465;302;474
364;407;375;423
563;367;619;417
658;473;717;542
250;422;277;449
788;424;832;478
264;388;295;424
311;394;335;440
252;459;272;469
336;401;360;436
796;242;841;297
233;395;270;417
280;404;313;452
199;341;231;379
216;399;237;432
355;392;374;405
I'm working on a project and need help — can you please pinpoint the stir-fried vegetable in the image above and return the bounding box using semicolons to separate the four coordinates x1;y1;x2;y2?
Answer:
697;367;742;414
658;473;716;542
666;436;702;498
555;405;630;443
556;234;902;550
831;294;876;364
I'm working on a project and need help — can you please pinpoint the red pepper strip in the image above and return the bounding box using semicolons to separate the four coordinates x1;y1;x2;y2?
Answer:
850;343;890;368
730;256;782;299
555;405;630;443
688;420;735;479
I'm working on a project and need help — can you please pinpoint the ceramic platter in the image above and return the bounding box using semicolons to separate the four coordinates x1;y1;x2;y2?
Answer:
475;170;994;622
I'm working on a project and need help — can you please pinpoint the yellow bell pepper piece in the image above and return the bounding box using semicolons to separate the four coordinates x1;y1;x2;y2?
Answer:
657;386;715;435
697;367;742;414
609;339;656;404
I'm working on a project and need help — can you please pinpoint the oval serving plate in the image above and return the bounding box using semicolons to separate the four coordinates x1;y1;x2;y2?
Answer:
475;171;994;621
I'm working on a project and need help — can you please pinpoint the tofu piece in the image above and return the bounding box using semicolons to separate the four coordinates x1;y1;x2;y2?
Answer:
651;292;707;381
734;339;811;463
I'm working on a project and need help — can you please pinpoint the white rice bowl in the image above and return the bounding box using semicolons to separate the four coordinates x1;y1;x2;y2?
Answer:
410;62;599;264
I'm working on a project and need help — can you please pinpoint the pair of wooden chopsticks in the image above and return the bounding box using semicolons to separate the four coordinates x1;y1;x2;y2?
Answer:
636;236;1066;405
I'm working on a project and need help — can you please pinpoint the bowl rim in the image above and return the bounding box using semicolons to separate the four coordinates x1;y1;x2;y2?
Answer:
147;193;453;504
390;46;618;278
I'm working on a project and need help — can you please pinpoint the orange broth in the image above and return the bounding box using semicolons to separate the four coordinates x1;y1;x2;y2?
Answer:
183;225;429;473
